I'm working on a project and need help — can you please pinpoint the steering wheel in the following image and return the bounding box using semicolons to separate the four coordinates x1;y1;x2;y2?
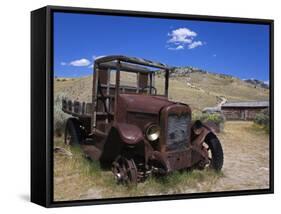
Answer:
140;86;157;95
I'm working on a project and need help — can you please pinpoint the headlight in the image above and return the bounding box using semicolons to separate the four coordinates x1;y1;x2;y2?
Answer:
146;124;160;141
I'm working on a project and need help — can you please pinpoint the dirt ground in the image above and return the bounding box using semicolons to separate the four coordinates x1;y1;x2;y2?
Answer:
213;121;270;191
53;121;270;201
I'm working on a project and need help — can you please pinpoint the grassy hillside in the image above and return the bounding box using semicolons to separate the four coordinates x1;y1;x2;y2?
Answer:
54;70;269;111
160;71;268;110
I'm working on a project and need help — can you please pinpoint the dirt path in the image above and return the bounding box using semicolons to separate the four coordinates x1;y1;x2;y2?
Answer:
214;121;269;191
53;121;270;201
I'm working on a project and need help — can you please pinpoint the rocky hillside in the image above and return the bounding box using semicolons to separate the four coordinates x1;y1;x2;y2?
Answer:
243;79;269;89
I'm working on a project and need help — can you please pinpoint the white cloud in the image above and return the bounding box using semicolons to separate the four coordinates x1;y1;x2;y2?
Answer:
212;54;217;57
61;55;106;69
264;80;269;85
168;45;184;50
176;45;184;50
167;28;197;44
188;41;203;49
69;58;91;67
167;27;204;50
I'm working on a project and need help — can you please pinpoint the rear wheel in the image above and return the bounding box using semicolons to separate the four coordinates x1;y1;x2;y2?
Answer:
64;118;82;146
203;133;224;171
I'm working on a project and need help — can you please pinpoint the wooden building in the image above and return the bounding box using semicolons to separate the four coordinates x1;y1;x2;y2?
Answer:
221;101;269;120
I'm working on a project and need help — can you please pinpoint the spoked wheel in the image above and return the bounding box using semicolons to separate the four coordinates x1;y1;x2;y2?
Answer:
201;142;213;168
112;156;138;185
200;133;224;171
64;118;82;146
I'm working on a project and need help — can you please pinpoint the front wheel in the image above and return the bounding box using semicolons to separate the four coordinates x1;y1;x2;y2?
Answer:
203;133;224;171
112;156;138;185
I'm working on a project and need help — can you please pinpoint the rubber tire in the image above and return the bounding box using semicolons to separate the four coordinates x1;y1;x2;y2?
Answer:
205;133;224;171
64;118;82;146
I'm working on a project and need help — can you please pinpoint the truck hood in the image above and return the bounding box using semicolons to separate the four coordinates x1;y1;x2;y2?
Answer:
119;94;176;114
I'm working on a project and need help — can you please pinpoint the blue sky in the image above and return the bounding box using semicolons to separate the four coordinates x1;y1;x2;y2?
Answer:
54;12;270;82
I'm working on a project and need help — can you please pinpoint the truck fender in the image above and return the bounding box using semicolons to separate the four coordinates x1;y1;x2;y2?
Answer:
113;123;144;145
191;120;211;146
190;120;218;163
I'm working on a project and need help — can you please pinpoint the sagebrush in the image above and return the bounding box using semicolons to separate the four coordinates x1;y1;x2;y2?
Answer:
54;92;69;137
254;108;269;133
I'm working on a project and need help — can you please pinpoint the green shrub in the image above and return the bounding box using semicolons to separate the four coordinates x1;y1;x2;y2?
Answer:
193;112;224;124
192;111;225;132
54;92;69;137
254;108;269;133
203;113;224;124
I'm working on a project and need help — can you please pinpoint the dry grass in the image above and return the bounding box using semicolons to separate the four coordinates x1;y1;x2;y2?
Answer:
54;76;92;102
181;72;268;101
155;76;217;110
54;138;222;201
167;71;268;110
53;121;269;201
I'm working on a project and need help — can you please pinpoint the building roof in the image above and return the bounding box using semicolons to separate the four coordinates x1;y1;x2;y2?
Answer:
222;101;269;108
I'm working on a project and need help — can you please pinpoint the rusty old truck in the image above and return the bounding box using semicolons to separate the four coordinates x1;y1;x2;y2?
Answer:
62;55;224;184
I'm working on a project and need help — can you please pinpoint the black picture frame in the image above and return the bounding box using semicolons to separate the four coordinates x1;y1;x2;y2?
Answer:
31;5;274;208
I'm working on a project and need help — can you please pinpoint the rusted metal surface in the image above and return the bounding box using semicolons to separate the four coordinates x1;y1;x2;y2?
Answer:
95;55;170;70
114;123;144;144
62;55;224;184
99;61;151;73
112;156;138;184
62;99;92;118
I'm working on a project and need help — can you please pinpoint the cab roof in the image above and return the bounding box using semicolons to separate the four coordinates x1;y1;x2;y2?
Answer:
95;55;170;72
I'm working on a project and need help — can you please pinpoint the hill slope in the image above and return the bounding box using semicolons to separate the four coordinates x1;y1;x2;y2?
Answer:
54;68;269;111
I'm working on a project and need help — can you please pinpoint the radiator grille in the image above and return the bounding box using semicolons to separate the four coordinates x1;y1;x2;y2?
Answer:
167;114;190;150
